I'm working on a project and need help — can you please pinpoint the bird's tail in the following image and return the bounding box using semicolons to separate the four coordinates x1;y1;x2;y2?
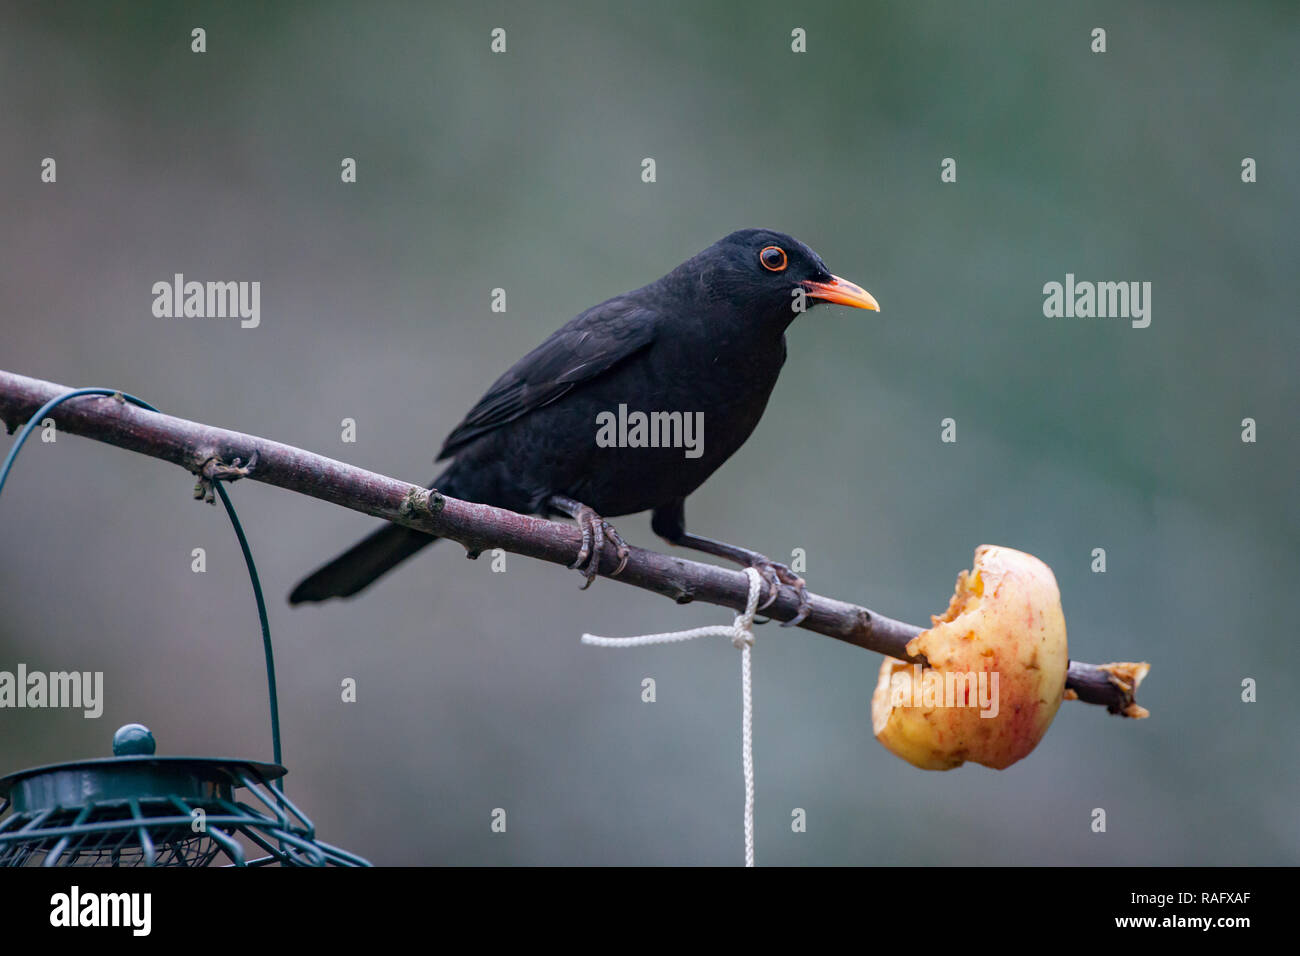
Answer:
288;477;447;605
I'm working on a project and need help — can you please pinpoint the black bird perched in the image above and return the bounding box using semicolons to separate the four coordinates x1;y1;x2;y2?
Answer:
290;228;878;623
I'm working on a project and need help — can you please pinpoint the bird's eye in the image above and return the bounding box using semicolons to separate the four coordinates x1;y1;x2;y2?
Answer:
759;245;787;272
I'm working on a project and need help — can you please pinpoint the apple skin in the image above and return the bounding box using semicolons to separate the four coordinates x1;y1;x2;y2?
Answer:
871;545;1069;770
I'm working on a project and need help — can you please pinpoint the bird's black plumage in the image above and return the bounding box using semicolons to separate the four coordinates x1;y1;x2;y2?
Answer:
290;229;877;610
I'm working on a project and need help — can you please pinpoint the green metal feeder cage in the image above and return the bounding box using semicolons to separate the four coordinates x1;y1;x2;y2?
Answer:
0;724;368;867
0;388;371;867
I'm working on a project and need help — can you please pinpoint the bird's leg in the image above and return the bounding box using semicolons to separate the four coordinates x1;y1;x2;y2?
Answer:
651;500;811;626
546;495;630;588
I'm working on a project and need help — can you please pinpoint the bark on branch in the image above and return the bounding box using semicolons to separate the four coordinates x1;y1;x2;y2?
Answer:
0;369;1147;716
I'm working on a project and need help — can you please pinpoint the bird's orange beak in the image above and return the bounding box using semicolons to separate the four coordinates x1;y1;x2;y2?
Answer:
801;275;880;311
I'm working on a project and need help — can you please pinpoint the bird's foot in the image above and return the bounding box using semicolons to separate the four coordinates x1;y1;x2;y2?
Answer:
548;496;630;589
663;525;815;628
569;506;630;589
747;555;812;627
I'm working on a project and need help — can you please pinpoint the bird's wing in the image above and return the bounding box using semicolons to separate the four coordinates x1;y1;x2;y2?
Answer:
436;298;657;459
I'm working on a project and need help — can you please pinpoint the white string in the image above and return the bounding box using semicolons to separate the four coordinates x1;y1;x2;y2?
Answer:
582;566;764;867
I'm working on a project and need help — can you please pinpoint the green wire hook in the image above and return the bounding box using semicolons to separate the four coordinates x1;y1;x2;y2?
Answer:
0;388;283;770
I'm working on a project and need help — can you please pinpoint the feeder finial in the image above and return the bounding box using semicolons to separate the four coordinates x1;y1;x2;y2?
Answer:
112;723;156;756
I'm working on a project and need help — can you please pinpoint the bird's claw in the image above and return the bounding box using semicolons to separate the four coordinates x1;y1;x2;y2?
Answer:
568;506;630;589
749;557;811;627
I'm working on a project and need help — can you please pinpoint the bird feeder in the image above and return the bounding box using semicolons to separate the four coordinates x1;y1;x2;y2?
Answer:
0;724;367;867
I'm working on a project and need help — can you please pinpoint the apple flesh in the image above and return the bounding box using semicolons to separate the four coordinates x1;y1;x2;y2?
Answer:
871;545;1069;770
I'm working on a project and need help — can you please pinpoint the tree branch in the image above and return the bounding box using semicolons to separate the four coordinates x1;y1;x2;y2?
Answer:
0;369;1147;716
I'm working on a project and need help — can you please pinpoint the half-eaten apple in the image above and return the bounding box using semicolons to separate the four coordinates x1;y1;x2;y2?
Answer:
871;545;1069;770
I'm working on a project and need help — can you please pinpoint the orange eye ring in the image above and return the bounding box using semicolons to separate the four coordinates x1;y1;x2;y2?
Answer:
759;245;787;272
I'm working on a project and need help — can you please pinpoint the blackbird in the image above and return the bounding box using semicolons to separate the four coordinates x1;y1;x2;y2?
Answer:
289;228;878;623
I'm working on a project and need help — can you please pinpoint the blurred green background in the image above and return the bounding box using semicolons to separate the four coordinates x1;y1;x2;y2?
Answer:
1;0;1296;864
